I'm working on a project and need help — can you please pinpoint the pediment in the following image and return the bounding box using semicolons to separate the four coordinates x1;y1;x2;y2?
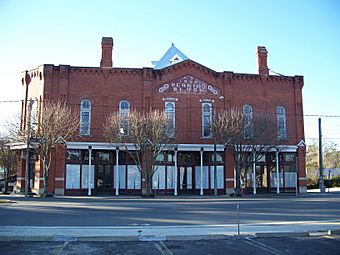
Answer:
157;75;221;95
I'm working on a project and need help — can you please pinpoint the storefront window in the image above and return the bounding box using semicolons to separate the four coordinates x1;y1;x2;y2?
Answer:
81;165;94;189
66;164;80;189
127;165;141;189
284;165;296;188
210;166;224;188
195;166;209;189
167;166;175;189
153;166;166;189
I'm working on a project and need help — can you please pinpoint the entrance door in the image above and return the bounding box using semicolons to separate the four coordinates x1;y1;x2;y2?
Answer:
255;165;269;193
96;165;112;194
179;167;193;194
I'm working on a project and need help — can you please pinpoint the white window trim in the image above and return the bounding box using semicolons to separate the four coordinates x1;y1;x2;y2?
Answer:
277;106;287;140
80;99;91;136
119;100;130;136
165;101;176;138
202;102;213;138
243;104;253;139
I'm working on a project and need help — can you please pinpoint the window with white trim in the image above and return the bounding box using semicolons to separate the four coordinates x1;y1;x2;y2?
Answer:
202;102;212;138
165;101;175;138
80;99;91;136
277;105;287;139
243;104;253;139
119;100;130;135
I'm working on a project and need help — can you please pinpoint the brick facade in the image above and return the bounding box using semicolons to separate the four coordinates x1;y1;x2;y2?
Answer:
17;37;306;196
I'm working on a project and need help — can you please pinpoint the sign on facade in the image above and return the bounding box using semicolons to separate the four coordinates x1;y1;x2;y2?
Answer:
157;75;220;95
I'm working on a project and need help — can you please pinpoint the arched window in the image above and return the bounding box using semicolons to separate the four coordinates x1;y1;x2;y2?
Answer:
202;102;212;138
165;101;176;137
119;100;130;135
277;106;287;139
243;104;253;139
80;99;91;135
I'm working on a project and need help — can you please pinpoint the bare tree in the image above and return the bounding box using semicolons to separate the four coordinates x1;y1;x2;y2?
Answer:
34;101;79;196
239;112;278;191
215;108;277;195
215;107;245;195
104;109;175;196
0;134;17;194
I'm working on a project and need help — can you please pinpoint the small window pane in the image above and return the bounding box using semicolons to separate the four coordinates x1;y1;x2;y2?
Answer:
66;150;81;161
97;152;110;162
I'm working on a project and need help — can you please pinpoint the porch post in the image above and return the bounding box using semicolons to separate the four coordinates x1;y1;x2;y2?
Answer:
200;147;204;196
174;148;178;196
276;148;280;194
253;149;256;194
88;145;92;196
115;147;119;196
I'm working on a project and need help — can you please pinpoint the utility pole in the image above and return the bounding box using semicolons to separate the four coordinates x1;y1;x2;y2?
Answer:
25;99;34;197
318;118;325;193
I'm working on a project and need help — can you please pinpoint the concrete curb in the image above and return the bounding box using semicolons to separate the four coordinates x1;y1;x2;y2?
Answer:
255;229;340;238
0;199;13;203
2;229;340;242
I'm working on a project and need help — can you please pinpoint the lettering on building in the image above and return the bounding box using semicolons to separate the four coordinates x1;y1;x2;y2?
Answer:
157;75;220;95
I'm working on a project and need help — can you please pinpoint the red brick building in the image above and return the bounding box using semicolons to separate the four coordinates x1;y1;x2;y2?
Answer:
16;37;306;196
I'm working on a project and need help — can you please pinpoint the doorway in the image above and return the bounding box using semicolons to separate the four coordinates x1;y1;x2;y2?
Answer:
96;165;113;194
179;166;193;194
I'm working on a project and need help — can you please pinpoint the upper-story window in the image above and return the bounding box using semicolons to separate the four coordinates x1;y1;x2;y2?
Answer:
165;102;176;138
80;99;91;136
119;100;130;135
277;105;287;140
202;102;212;138
243;104;253;139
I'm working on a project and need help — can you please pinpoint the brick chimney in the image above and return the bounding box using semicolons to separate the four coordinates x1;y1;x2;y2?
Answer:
100;37;113;68
256;46;269;75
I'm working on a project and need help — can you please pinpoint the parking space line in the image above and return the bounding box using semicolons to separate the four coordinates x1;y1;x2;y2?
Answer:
244;237;287;255
154;241;173;255
56;241;69;255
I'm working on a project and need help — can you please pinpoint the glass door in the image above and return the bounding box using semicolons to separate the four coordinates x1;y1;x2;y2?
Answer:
96;165;113;194
179;167;193;194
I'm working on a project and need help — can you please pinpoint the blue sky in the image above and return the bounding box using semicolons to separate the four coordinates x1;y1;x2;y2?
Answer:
0;0;339;145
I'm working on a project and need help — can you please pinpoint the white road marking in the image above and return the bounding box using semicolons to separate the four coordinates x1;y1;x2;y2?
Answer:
244;237;287;255
154;241;173;255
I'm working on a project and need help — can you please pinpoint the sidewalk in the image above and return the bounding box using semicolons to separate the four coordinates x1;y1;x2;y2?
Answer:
1;221;340;242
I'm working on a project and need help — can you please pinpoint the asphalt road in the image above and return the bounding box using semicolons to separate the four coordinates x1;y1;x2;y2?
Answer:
2;235;340;255
1;193;340;227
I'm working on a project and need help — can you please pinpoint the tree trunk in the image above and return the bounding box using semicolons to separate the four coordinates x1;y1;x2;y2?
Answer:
146;173;152;197
4;168;9;194
43;158;49;196
233;147;242;196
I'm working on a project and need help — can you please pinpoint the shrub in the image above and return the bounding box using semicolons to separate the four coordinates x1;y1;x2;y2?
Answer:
331;176;340;187
307;177;319;189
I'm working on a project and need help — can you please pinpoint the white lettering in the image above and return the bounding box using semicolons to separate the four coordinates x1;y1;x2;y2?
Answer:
158;75;220;95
